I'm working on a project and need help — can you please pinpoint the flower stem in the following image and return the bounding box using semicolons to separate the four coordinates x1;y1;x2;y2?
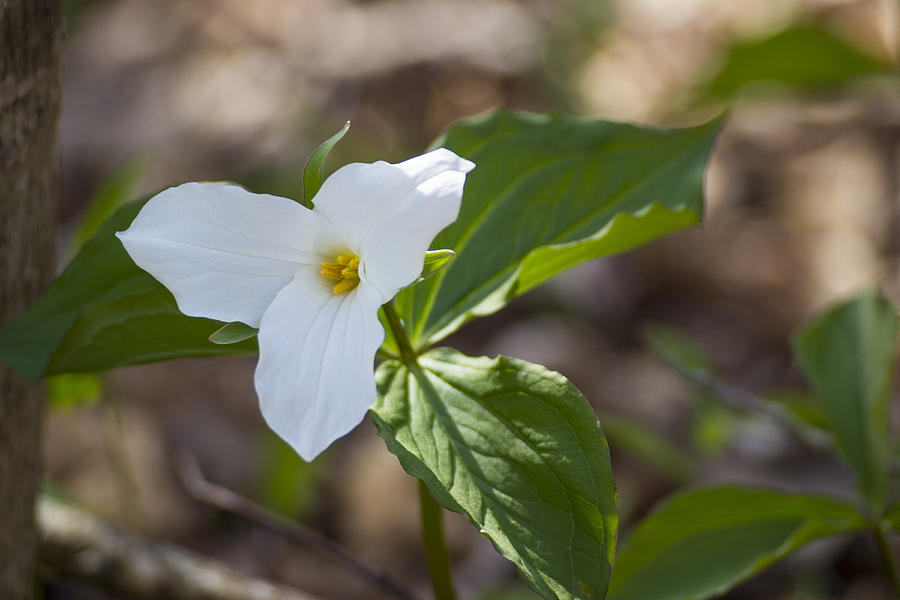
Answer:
381;302;456;599
873;523;900;598
381;301;417;364
418;479;457;600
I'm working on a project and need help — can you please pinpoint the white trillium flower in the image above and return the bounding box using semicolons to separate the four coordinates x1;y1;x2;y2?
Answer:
117;148;475;460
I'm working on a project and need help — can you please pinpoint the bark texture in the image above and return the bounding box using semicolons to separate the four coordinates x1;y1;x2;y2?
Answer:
0;1;62;598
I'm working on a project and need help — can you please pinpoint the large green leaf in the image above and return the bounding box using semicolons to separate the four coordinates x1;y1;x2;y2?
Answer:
702;25;893;99
608;486;866;600
372;348;617;600
793;292;899;511
394;110;722;348
0;197;256;379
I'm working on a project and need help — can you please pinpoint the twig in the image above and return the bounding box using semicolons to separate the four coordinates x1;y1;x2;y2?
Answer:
38;495;322;600
175;452;421;600
662;359;834;451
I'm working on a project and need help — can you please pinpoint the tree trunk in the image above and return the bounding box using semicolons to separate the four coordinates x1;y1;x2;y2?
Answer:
0;1;62;598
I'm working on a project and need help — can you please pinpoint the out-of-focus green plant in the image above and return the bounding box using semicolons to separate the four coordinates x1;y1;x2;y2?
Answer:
47;372;102;409
631;292;900;599
597;411;695;484
698;24;895;102
609;486;867;600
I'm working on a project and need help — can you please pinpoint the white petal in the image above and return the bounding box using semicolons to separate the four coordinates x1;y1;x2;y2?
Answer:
254;268;385;460
116;182;340;327
359;169;471;300
312;148;473;244
392;147;476;183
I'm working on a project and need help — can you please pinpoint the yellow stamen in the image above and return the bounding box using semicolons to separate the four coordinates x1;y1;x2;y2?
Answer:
320;253;360;294
320;263;343;280
332;277;359;294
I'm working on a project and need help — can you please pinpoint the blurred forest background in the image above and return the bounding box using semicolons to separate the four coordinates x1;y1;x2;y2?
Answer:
45;0;900;598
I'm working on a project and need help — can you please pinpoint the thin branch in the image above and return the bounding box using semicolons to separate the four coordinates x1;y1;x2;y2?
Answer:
38;495;322;600
175;452;421;600
662;359;834;451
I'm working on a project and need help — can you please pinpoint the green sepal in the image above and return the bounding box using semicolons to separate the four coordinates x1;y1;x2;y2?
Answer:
302;121;350;207
415;249;455;284
209;322;258;345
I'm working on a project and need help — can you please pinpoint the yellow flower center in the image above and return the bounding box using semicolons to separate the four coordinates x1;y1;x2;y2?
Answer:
320;254;360;295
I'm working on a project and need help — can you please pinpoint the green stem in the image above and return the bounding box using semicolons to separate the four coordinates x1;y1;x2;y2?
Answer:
874;524;900;598
381;301;417;364
418;480;457;600
381;302;457;600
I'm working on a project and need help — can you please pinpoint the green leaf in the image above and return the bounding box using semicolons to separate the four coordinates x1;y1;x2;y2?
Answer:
0;196;256;379
793;292;899;511
476;584;543;600
303;121;350;207
372;348;617;600
608;486;866;600
48;287;257;373
702;25;893;99
209;322;258;345
395;109;722;348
